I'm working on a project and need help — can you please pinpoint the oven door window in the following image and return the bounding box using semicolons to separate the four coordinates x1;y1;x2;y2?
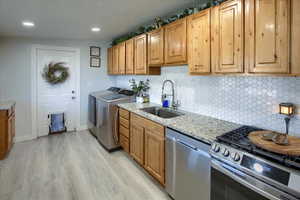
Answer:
211;168;269;200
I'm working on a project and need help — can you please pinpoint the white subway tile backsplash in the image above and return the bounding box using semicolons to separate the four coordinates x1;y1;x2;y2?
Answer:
114;66;300;137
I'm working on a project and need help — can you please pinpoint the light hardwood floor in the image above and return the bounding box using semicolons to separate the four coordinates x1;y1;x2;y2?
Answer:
0;131;171;200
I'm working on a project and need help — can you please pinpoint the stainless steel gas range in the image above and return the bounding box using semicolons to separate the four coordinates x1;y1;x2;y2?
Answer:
210;126;300;200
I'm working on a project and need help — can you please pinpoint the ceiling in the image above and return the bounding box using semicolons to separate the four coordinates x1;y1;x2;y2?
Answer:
0;0;194;42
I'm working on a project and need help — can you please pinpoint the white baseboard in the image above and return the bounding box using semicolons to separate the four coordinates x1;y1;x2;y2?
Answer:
14;125;88;143
15;134;37;143
77;125;88;131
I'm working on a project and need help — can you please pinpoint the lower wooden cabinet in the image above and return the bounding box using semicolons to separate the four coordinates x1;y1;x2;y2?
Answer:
128;112;165;185
130;122;145;165
0;106;15;160
144;125;165;184
119;108;130;153
120;134;130;153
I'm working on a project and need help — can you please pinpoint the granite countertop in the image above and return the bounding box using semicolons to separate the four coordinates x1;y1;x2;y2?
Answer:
0;101;16;111
118;102;241;144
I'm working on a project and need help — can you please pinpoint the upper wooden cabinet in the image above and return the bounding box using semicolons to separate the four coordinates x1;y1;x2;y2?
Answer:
107;47;113;74
134;34;148;74
188;9;211;74
245;0;290;74
148;28;164;66
164;18;187;64
125;39;135;74
118;42;126;74
112;45;119;74
108;0;299;76
291;0;300;75
211;0;244;73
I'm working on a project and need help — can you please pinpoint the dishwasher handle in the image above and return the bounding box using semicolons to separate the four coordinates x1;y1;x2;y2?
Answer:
177;139;198;151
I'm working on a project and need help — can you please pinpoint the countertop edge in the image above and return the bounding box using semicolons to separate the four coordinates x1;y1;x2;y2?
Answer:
0;101;16;111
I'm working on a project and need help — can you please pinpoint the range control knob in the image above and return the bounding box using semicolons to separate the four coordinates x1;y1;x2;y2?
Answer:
211;143;216;150
222;148;230;157
231;152;241;162
213;144;220;152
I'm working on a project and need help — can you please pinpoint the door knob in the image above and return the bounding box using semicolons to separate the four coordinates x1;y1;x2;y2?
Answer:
72;97;76;100
72;90;75;94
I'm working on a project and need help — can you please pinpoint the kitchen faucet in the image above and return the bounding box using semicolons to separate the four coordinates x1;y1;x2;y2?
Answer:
161;80;179;110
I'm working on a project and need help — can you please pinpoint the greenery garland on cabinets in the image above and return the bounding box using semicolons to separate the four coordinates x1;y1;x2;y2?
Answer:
111;0;228;46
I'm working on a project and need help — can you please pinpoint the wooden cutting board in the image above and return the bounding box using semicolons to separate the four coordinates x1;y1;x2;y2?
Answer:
248;131;300;156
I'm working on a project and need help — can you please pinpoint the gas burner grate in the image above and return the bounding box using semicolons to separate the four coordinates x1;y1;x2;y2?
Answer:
216;126;262;151
217;126;300;170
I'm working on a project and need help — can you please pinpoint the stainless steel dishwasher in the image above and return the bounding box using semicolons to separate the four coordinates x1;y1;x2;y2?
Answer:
166;128;211;200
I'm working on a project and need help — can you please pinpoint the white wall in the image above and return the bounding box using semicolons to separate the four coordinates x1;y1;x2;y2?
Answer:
115;66;300;137
1;36;300;141
0;37;114;141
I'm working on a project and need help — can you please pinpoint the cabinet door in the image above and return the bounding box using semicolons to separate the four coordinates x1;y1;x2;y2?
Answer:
11;113;15;139
291;0;300;74
245;0;290;73
144;127;165;185
120;134;129;153
130;123;144;165
148;28;164;66
0;112;6;159
118;42;126;74
126;39;135;74
7;115;13;151
107;47;113;74
212;0;244;73
188;9;211;73
134;34;148;74
112;45;119;74
164;18;187;64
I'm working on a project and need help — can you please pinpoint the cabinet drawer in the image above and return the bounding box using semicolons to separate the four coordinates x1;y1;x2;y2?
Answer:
131;113;145;125
120;134;129;153
144;119;164;138
119;125;130;138
119;117;129;129
119;108;130;119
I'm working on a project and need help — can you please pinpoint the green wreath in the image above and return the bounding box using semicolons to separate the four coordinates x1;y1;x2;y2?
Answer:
42;62;69;84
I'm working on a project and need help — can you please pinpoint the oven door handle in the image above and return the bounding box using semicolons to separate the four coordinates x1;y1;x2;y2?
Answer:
211;160;298;200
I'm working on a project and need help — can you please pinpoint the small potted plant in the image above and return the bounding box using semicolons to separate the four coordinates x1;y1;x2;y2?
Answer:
129;79;150;103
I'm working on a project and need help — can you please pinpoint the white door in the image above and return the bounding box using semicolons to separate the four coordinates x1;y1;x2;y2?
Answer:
35;47;80;137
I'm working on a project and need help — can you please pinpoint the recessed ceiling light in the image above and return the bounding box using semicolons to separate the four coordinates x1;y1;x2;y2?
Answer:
22;21;35;27
91;27;101;32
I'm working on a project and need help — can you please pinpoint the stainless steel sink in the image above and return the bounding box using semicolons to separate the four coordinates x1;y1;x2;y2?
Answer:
140;107;184;119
